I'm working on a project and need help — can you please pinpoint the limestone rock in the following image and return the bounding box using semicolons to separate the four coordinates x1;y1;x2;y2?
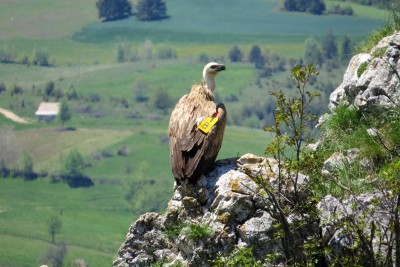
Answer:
113;154;309;267
328;31;400;111
317;193;395;265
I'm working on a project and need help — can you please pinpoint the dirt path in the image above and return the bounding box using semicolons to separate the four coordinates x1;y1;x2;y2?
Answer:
0;107;32;124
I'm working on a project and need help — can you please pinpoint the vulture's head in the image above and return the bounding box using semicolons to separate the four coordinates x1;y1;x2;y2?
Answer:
202;62;226;91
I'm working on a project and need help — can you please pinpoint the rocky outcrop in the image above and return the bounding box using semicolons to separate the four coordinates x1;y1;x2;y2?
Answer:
329;31;400;111
113;154;312;267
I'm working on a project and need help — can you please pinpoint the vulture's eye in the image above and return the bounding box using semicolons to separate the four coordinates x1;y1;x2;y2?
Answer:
210;65;217;70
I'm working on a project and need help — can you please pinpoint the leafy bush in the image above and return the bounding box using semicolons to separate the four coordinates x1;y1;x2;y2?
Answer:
156;46;177;59
357;61;368;77
117;145;130;156
61;149;93;188
33;49;50;66
284;0;325;15
0;82;5;94
182;223;213;240
11;84;23;95
96;0;132;21
214;247;264;267
135;0;169;21
229;45;243;62
0;45;15;63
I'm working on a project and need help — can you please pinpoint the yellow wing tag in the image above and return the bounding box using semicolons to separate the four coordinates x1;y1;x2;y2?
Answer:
198;116;218;134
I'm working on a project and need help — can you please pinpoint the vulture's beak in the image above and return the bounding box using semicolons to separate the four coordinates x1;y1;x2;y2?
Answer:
218;65;226;72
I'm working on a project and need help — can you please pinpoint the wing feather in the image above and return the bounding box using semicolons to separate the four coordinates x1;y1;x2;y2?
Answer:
169;85;226;182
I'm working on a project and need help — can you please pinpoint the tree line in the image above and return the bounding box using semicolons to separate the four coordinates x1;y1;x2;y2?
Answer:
96;0;168;22
283;0;397;15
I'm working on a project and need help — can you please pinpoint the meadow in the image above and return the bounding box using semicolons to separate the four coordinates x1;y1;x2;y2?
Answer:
0;0;388;265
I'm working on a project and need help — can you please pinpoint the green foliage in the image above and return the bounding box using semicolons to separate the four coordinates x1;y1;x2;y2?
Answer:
324;104;362;132
356;6;400;53
156;46;177;59
62;149;84;178
20;151;35;179
59;101;72;127
213;247;263;267
163;222;213;240
96;0;132;21
284;0;326;15
327;4;354;16
150;87;174;114
322;30;338;60
151;259;183;267
0;44;15;64
0;82;5;94
249;45;262;64
265;65;320;168
47;215;62;244
183;223;213;240
357;61;368;77
163;223;186;238
322;105;393;163
262;65;322;264
304;37;323;66
61;149;93;187
229;45;243;62
345;0;397;9
341;34;354;61
319;103;400;197
135;0;168;21
45;81;55;96
33;49;50;66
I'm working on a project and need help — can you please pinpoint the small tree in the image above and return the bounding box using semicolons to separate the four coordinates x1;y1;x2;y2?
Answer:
21;151;35;179
48;215;62;244
229;45;243;62
33;49;50;66
45;81;55;97
322;30;338;60
304;37;323;66
260;65;321;264
341;34;353;62
249;45;263;64
135;0;168;21
96;0;132;21
151;87;174;114
61;149;93;187
59;101;71;128
0;82;6;94
63;149;84;179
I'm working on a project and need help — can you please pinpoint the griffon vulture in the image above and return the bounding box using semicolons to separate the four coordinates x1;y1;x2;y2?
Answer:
169;62;227;183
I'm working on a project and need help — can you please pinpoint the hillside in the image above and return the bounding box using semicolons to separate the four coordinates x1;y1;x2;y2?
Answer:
0;0;392;266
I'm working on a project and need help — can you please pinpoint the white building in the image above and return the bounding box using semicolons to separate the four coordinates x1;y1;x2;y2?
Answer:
35;102;60;122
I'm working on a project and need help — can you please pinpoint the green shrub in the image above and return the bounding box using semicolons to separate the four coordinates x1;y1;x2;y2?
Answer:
163;223;185;238
357;61;368;77
213;247;263;267
183;223;213;240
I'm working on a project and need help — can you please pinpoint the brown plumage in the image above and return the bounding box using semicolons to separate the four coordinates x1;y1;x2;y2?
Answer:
169;62;227;183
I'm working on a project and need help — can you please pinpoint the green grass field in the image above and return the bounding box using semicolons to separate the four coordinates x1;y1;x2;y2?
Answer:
0;0;390;265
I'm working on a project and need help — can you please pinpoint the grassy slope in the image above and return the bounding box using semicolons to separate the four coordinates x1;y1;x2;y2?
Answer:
0;0;389;266
0;178;129;267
